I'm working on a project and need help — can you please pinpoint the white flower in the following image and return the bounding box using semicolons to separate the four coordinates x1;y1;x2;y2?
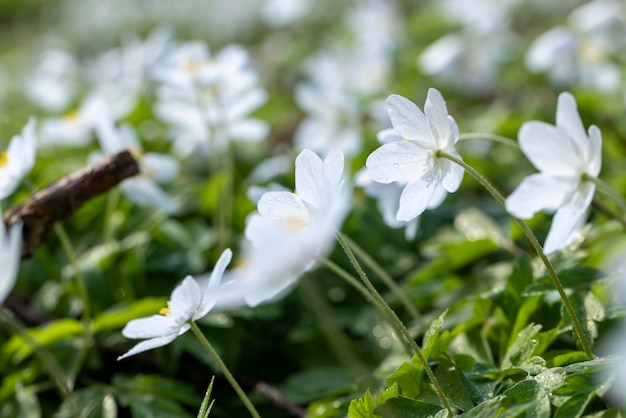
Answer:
505;92;602;254
93;112;180;214
366;89;463;222
154;42;268;156
0;119;37;200
0;219;22;303
118;249;232;360
39;97;103;147
26;49;78;112
232;149;349;307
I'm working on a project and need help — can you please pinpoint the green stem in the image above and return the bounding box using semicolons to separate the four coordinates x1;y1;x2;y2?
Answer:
103;187;121;243
338;232;421;322
458;132;520;149
335;234;453;415
592;198;626;229
438;150;594;360
586;175;626;215
53;224;91;322
299;276;375;390
0;308;76;412
189;321;260;418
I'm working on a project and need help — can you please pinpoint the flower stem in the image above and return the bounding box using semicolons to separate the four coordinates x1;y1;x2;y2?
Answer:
335;233;453;415
438;150;594;360
586;175;626;215
0;308;76;412
189;321;260;418
338;232;422;322
53;223;91;322
458;133;520;149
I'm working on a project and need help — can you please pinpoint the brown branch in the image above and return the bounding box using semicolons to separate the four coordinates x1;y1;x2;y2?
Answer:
254;381;306;418
3;150;140;259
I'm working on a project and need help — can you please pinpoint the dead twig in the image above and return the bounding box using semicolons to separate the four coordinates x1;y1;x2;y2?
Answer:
3;150;139;259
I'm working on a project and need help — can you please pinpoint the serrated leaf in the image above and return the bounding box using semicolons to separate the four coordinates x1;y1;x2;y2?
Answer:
433;356;473;412
387;362;423;399
348;390;380;418
501;323;543;371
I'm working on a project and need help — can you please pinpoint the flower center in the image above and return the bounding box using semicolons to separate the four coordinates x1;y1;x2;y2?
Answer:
184;59;214;74
159;301;172;316
62;108;80;122
0;151;8;168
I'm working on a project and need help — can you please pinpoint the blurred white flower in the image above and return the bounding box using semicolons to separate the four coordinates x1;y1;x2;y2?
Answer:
118;249;232;360
505;92;602;254
26;49;78;112
366;89;463;222
93;112;180;214
0;119;37;200
232;149;349;307
418;31;519;94
261;0;311;27
436;0;519;34
154;42;268;156
39;96;103;147
0;219;22;303
525;1;625;92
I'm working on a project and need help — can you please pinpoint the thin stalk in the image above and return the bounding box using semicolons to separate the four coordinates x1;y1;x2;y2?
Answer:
53;224;91;322
335;234;453;415
0;308;76;413
338;232;421;322
103;187;121;243
299;276;376;391
586;175;626;215
458;132;520;149
321;258;412;357
592;198;626;229
189;321;260;418
438;150;594;360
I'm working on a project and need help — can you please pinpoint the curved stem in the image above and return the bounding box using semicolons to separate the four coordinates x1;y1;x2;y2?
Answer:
438;150;594;360
338;232;422;322
335;234;453;415
586;175;626;215
458;133;520;149
189;321;260;418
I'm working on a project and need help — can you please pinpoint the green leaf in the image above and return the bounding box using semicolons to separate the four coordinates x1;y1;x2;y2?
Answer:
433;356;474;412
196;376;215;418
422;309;448;360
387;361;423;399
348;390;380;418
565;291;605;348
15;383;41;418
501;323;544;372
3;319;83;362
374;396;443;418
523;267;606;295
553;393;593;418
55;387;118;418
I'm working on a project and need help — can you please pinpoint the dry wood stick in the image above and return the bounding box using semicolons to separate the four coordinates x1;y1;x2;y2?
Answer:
3;150;139;259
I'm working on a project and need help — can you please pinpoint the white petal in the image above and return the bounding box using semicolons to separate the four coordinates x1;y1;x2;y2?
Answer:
377;128;402;144
440;153;464;193
323;149;344;186
142;153;179;183
397;177;437;221
543;184;594;254
366;141;429;184
168;276;202;319
121;315;177;339
117;334;179;360
228;119;269;143
427;185;448;209
294;149;325;208
424;88;450;146
258;191;312;223
120;178;180;214
386;94;433;148
587;125;602;177
505;173;573;219
196;248;233;318
518;121;580;177
556;92;588;162
0;221;22;303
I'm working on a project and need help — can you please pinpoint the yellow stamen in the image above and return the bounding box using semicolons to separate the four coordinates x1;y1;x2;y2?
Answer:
287;216;308;230
62;108;80;121
184;59;213;74
402;137;408;141
0;151;8;168
159;301;172;316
